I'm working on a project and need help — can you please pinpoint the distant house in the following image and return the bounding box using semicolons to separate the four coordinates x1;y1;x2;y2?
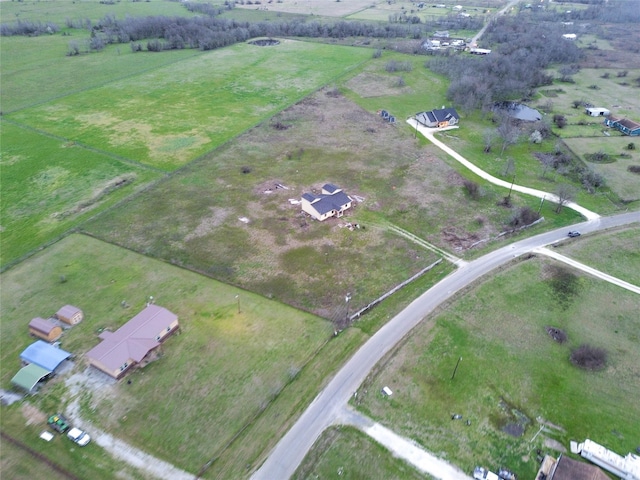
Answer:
29;317;62;342
55;305;83;325
585;107;610;117
604;116;640;136
469;47;491;55
562;33;577;40
415;107;460;128
86;305;179;379
301;184;352;221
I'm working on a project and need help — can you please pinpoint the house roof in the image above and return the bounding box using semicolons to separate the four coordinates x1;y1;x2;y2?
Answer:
307;191;351;215
29;317;58;335
551;455;611;480
11;363;51;392
323;183;341;194
617;118;640;130
20;341;71;371
416;108;460;124
86;305;177;371
56;305;81;318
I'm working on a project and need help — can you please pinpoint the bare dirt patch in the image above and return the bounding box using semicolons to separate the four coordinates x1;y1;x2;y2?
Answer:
345;72;414;98
21;404;47;427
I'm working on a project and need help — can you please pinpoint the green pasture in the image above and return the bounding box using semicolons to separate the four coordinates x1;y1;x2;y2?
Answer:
293;426;427;480
0;234;332;473
354;256;640;480
0;34;204;113
0;120;162;268
0;0;193;25
7;40;371;170
557;226;640;286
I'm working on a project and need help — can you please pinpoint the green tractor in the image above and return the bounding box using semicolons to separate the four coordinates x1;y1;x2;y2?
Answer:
47;414;70;433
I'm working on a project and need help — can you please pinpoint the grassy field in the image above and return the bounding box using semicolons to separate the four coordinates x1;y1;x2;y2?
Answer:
353;255;640;479
556;226;640;286
7;40;371;170
293;425;428;479
0;234;332;473
0;0;193;25
0;121;162;268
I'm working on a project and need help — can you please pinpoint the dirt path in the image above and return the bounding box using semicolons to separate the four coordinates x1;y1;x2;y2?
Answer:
65;370;195;480
337;407;472;480
407;120;601;222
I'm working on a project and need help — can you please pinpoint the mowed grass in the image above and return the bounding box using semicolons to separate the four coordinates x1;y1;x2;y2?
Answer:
7;40;372;170
0;121;162;268
354;256;640;480
0;234;334;474
293;426;427;480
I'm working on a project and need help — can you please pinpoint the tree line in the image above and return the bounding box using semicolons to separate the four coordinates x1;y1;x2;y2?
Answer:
427;14;583;112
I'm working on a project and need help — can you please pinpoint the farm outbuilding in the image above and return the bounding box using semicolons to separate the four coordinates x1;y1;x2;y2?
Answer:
20;341;71;372
11;363;51;393
55;305;83;325
585;107;610;117
86;305;179;379
28;317;62;342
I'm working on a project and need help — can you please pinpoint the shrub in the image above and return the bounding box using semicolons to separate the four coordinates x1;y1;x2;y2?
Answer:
570;344;607;371
585;151;615;163
463;179;481;200
627;165;640;174
509;206;540;227
628;142;636;150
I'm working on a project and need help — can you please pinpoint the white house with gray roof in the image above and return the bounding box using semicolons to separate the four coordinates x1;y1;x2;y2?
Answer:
301;184;352;221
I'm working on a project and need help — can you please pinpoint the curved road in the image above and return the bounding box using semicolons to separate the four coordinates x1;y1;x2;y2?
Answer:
251;210;639;480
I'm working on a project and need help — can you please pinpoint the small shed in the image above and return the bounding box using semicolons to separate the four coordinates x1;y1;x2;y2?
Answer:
29;317;62;342
11;363;51;392
55;305;83;325
20;341;71;372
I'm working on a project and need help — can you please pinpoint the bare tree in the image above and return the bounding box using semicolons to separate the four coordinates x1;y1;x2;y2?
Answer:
554;183;577;213
497;115;520;156
483;128;497;153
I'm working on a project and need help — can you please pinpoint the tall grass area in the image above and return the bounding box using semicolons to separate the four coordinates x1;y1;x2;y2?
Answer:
0;121;162;268
7;41;372;170
354;256;640;479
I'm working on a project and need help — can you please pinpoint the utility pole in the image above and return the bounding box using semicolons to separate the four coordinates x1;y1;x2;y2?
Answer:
345;293;352;323
235;295;241;314
508;174;516;200
451;356;462;380
537;196;545;215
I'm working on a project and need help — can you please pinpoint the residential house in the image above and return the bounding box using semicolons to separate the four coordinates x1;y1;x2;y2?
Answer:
415;107;460;128
86;305;179;379
55;305;83;325
29;317;62;342
301;184;352;221
604;116;640;136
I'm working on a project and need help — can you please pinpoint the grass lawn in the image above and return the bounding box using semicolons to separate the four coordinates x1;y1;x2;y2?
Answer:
7;40;371;170
353;256;640;480
0;234;333;474
0;120;162;268
293;425;428;480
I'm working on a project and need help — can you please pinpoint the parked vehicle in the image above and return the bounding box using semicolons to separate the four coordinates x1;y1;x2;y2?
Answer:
47;414;70;433
67;427;91;446
568;231;581;237
474;466;500;480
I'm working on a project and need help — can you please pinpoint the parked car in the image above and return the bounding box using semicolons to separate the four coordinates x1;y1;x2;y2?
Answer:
568;231;581;237
67;427;91;446
47;414;70;433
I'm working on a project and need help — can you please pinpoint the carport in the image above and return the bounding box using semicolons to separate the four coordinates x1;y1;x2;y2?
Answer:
11;363;51;392
20;340;71;372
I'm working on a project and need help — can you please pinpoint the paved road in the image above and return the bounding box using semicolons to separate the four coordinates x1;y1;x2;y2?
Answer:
251;210;639;480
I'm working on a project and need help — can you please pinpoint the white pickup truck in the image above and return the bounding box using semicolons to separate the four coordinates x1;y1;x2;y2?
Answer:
67;427;91;446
